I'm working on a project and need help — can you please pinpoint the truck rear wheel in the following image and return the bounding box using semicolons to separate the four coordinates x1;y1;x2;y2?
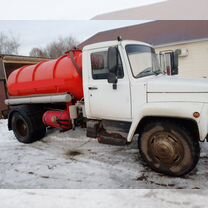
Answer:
11;110;46;144
138;121;200;177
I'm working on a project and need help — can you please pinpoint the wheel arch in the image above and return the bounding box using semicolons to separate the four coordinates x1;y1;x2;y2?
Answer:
136;116;200;141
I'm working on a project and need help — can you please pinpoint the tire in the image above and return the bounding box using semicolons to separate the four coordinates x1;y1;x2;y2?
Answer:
11;110;46;144
138;121;200;177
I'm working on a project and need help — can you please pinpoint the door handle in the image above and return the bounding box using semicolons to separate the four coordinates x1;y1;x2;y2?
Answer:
88;87;98;90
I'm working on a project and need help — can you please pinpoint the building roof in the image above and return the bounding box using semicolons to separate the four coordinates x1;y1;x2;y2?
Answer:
0;54;49;64
0;54;50;80
79;20;208;48
93;0;208;20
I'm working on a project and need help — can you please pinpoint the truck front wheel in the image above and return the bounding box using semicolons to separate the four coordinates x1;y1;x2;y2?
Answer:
138;121;200;176
11;111;46;144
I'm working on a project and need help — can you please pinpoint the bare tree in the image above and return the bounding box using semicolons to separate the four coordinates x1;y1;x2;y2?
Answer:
0;32;20;55
29;36;79;59
29;47;47;57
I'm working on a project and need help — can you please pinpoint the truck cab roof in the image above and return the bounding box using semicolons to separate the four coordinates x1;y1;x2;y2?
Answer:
83;40;152;51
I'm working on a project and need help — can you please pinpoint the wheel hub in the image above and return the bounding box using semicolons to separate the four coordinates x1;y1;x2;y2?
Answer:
149;132;184;166
16;119;28;137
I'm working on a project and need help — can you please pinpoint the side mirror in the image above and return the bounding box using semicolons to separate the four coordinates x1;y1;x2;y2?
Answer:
159;50;179;76
169;51;179;75
172;51;179;75
107;47;118;74
107;47;119;89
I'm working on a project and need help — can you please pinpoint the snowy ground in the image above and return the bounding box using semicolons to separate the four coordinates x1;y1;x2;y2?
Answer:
0;189;208;208
1;119;208;189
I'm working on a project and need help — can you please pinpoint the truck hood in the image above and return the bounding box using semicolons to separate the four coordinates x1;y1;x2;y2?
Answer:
147;76;208;103
147;76;208;93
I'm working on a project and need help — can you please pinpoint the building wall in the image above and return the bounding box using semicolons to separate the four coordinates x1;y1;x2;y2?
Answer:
155;40;208;79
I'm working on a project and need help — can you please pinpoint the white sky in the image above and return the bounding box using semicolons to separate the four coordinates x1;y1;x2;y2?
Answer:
0;0;163;20
0;20;146;55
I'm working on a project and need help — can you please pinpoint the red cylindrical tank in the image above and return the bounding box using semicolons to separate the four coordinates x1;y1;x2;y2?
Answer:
7;50;83;100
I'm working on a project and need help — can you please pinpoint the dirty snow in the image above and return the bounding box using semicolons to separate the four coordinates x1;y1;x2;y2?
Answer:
1;119;208;189
0;189;208;208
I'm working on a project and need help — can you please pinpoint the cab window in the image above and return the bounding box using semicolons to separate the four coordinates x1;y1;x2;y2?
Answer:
91;50;124;80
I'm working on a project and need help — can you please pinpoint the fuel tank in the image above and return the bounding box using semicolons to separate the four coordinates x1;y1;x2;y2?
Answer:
42;110;72;130
7;50;83;100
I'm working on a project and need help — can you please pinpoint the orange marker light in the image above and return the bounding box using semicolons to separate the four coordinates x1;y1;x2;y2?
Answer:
193;112;200;118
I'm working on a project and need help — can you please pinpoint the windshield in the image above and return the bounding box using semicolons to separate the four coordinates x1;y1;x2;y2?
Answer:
126;45;161;78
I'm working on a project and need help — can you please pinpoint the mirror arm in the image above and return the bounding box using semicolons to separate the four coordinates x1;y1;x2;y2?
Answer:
113;83;117;90
112;79;118;90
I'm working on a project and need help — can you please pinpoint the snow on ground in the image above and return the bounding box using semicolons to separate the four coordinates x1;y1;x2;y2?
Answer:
1;119;208;189
0;189;208;208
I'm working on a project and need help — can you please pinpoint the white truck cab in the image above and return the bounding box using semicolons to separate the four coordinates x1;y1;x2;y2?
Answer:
82;39;208;176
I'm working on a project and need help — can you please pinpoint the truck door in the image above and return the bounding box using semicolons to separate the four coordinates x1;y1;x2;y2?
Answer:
87;47;131;121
